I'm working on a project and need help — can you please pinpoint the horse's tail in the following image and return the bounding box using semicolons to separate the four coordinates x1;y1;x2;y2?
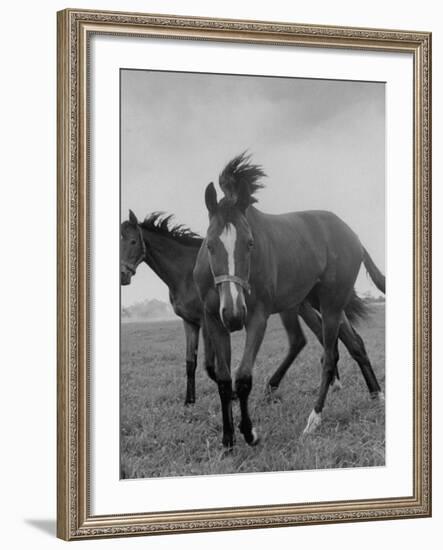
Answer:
344;289;370;325
362;247;385;294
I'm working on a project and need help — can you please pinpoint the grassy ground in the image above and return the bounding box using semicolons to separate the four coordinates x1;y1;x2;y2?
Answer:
120;305;385;479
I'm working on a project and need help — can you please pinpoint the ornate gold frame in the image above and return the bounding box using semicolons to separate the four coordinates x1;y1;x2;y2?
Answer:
57;8;431;540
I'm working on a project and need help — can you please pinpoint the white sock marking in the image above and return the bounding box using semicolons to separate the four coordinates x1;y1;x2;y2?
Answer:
331;378;343;392
303;409;322;435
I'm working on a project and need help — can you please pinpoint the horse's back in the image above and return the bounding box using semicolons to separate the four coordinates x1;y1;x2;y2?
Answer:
247;208;364;310
251;208;362;256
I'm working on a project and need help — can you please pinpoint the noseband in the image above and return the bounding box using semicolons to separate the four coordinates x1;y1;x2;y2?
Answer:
214;274;251;294
121;225;147;275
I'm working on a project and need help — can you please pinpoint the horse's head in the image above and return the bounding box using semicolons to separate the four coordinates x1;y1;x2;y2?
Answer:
120;210;146;285
204;182;254;332
203;153;265;331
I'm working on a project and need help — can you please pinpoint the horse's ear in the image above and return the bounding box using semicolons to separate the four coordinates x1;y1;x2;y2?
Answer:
129;209;139;226
205;182;218;216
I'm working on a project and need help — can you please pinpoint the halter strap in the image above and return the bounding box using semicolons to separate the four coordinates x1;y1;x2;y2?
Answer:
122;224;147;274
214;274;251;294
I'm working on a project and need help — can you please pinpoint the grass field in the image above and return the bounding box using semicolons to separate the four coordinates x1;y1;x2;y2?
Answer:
120;305;385;479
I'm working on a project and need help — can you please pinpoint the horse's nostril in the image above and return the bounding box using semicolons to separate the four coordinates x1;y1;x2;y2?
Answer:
120;272;130;286
228;317;244;332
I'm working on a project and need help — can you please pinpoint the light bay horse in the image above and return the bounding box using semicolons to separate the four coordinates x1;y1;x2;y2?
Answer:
194;153;384;448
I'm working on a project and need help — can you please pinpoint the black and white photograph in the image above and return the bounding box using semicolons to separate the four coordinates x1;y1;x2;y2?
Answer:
119;69;386;479
51;5;432;543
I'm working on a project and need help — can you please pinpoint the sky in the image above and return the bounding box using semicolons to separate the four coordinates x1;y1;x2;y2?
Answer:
121;69;385;307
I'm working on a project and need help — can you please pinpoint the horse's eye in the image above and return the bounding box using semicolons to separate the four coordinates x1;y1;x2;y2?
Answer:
207;243;213;253
130;239;137;245
248;239;254;249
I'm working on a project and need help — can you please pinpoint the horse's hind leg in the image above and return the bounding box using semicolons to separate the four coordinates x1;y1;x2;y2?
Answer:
267;309;306;391
298;302;341;389
183;321;199;405
339;315;383;399
303;307;342;435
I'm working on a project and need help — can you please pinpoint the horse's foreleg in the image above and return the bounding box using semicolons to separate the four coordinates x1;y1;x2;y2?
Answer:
201;320;216;383
204;311;234;448
339;315;383;399
183;321;199;405
236;308;267;446
268;309;306;390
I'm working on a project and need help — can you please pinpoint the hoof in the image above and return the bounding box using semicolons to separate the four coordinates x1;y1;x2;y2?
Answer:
184;398;195;406
371;391;384;402
266;381;279;392
265;384;281;402
239;422;260;446
249;427;260;446
330;378;343;392
302;409;322;435
219;446;234;458
222;435;235;449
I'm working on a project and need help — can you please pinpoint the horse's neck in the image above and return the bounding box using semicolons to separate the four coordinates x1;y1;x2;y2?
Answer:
246;205;265;223
247;206;269;238
142;229;198;293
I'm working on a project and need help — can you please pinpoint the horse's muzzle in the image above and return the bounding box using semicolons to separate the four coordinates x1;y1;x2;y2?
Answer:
120;270;132;286
218;280;247;332
221;305;247;332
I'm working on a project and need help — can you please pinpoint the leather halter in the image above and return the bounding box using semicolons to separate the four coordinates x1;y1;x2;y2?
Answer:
121;225;147;275
214;274;251;294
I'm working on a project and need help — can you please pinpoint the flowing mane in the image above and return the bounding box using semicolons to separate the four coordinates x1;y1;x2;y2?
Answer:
140;212;203;247
219;152;266;207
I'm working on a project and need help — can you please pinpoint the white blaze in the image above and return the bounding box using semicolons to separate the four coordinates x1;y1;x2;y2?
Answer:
219;224;239;317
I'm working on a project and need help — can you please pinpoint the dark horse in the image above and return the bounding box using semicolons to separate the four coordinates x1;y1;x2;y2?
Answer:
194;153;385;448
121;210;375;406
121;210;215;405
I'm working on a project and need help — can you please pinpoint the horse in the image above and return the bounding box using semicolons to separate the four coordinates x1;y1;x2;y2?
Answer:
121;210;214;405
193;152;384;448
121;210;377;407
